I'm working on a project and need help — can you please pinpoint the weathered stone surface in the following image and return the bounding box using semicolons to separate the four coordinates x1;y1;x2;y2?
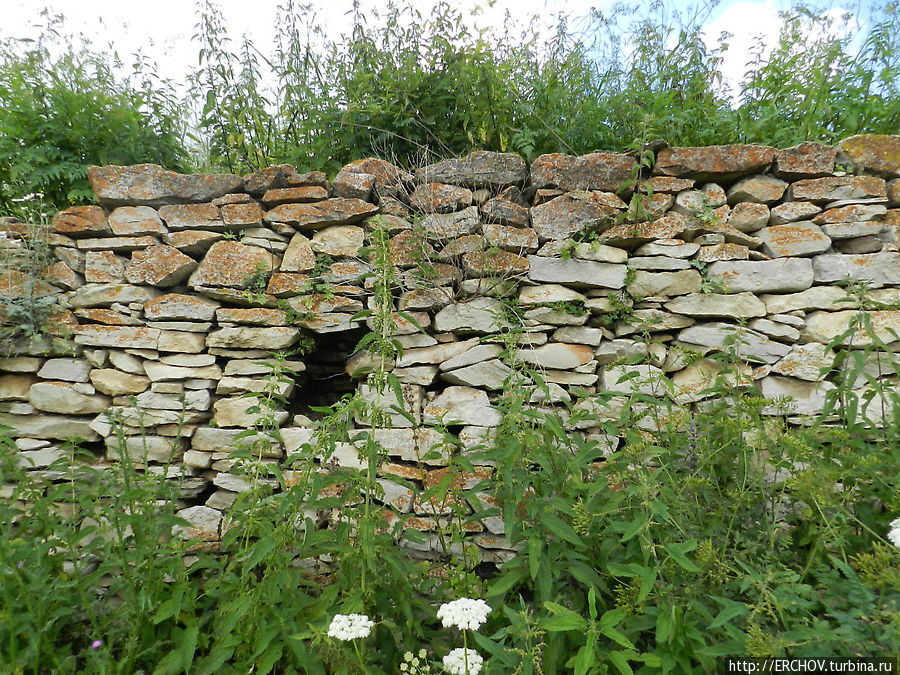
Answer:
135;389;211;411
481;194;530;227
215;308;287;326
263;198;378;229
76;235;159;252
759;376;835;416
527;256;627;289
634;239;699;258
0;374;34;401
83;251;126;283
530;192;621;241
220;201;263;227
188;241;275;289
530;152;636;193
461;249;528;277
655;145;775;180
524;305;588;326
397;288;454;312
409;183;473;213
770;202;822;225
838;134;900;177
144;293;219;321
678;323;791;363
417;151;528;189
803;310;900;346
0;357;41;373
572;242;628;263
332;170;376;200
665;292;766;319
423;386;501;426
37;358;92;382
0;413;100;441
420;206;481;240
51;206;111;238
518;284;586;307
672;185;727;217
602;364;667;395
696;243;749;262
260;185;328;206
162;229;223;255
434;299;512;334
708;259;814;293
206;327;300;350
517;343;594;370
41;261;81;290
789;176;886;203
174;505;222;541
727;202;769;233
88;164;243;207
310;225;364;257
772;343;834;381
73;325;160;349
441;360;513;390
158;203;223;230
550;326;603;346
482;223;539;252
727;175;788;204
748;318;800;342
627;270;701;297
756;222;831;258
29;382;110;415
773;141;836;179
614;309;694;336
143;361;222;382
599;213;689;247
813;203;887;225
89;369;150;396
820;221;886;241
761;286;847;314
356;383;422;427
212;396;288;428
108;206;167;237
125;245;198;286
811;252;900;287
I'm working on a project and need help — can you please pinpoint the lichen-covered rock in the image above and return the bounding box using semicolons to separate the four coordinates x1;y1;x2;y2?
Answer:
88;164;243;207
811;252;900;287
727;175;788;204
388;230;434;267
527;256;627;289
530;151;636;193
665;292;766;319
461;249;528;277
707;258;814;293
188;241;275;289
769;202;822;225
420;206;481;240
261;186;328;206
788;176;886;203
530;192;621;241
29;382;110;415
332;170;376;200
310;225;365;257
409;183;473;213
838;134;900;177
108;206;167;236
157;203;223;230
756;222;831;258
206;327;301;350
125;245;198;287
417;151;528;189
655;145;776;180
68;283;162;308
434;298;512;334
481;193;530;227
423;386;501;426
772;141;836;179
144;293;219;321
263;198;378;229
220;201;263;227
51;206;111;238
600;213;689;247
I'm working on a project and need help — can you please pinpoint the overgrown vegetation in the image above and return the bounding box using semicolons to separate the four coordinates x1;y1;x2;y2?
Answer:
2;0;899;210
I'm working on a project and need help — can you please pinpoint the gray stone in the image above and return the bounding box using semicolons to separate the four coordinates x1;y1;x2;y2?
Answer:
206;327;301;350
759;376;835;416
37;358;92;382
518;284;586;306
664;292;766;319
212;397;289;428
627;256;690;271
748;318;801;342
441;360;513;390
310;225;364;257
761;286;848;314
433;299;512;334
192;427;283;457
423;386;501;427
357;383;422;427
69;284;162;308
772;343;834;381
727;202;770;232
143;361;223;382
417;151;528;189
602;364;667;396
106;435;186;463
527;256;627;289
820;221;886;240
802;310;900;346
634;239;700;258
0;357;42;373
440;344;504;371
530;193;620;241
90;369;150;396
770;202;822;225
135;390;211;411
727;175;788;204
571;242;628;263
756;222;831;258
614;309;694;336
678;323;791;363
420;207;481;240
174;505;222;541
0;413;100;441
627;270;701;297
708;259;814;293
29;382;110;415
551;326;604;346
812;253;900;288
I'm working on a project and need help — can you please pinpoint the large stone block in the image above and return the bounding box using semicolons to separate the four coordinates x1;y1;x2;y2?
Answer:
655;145;776;180
527;256;627;289
530;152;636;193
707;258;814;293
88;164;243;207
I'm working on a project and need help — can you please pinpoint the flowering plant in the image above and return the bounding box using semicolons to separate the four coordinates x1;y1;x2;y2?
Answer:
436;598;491;631
888;517;900;548
327;613;375;641
442;647;483;675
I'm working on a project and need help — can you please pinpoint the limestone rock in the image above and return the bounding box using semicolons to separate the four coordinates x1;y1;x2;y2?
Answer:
212;397;288;428
29;382;110;415
88;164;243;207
572;242;628;263
144;293;219;321
517;343;594;369
441;359;513;390
811;252;900;288
838;134;900;177
74;325;161;349
771;343;834;381
655;144;775;180
388;230;434;267
770;202;822;225
727;175;788;204
108;206;167;236
434;298;512;334
634;239;699;258
51;206;111;238
756;222;831;258
626;270;701;297
813;203;887;225
530;152;636;193
206;327;300;350
664;292;766;319
518;284;586;306
158;203;223;230
707;258;814;293
462;249;528;277
482;223;539;252
220;202;263;227
678;323;791;363
773;141;836;179
332;170;376;200
162;230;223;255
481;194;530;227
0;374;35;401
188;241;275;289
174;505;222;541
527;256;627;289
89;369;151;396
530;192;620;241
417;151;528;189
37;358;92;382
356;383;422;427
696;243;749;262
0;413;100;441
409;183;473;213
125;245;198;286
759;376;835;416
789;176;886;203
84;251;126;283
310;225;364;257
420;207;481;240
263;198;377;229
423;386;501;426
602;364;667;396
143;361;222;382
599;213;689;247
802;310;900;346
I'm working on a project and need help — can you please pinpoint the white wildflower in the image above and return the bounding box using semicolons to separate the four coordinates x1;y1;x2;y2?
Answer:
442;648;483;675
436;598;491;631
888;517;900;548
327;613;374;641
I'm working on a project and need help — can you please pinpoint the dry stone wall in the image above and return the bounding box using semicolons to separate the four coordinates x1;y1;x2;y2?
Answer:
2;134;900;561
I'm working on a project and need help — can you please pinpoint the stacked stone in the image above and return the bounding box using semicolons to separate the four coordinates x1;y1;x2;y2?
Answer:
1;135;899;558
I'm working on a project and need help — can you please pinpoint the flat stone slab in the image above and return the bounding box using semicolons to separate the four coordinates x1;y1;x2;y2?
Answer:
756;221;831;258
678;323;791;363
423;386;501;427
527;256;627;289
88;164;243;207
811;253;900;288
664;292;766;319
707;258;814;293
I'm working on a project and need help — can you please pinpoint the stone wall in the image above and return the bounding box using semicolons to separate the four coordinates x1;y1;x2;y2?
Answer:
2;135;899;560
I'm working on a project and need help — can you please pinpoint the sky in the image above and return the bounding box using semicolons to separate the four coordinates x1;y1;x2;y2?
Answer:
0;0;867;98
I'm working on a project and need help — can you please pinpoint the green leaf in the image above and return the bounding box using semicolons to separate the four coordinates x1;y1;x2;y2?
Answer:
663;540;701;572
573;640;595;675
709;600;748;630
541;602;588;632
608;651;636;675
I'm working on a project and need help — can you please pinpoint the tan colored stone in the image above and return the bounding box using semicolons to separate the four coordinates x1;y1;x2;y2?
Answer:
84;251;126;283
90;369;150;396
0;374;35;401
261;186;328;206
75;235;159;252
310;225;364;257
215;308;288;326
51;206;111;238
803;310;900;346
530;152;636;192
125;245;198;287
600;213;689;247
655;144;775;180
482;223;539;252
265;273;311;297
29;382;110;414
839;134;900;177
162;229;223;255
108;206;167;236
144;293;219;321
188;241;276;289
665;292;765;319
696;243;749;262
462;249;528;277
158;203;223;230
481;194;530;226
773;141;836;179
409;183;473;213
220;201;263;227
263;198;377;229
789;176;886;203
727;175;787;205
73;325;161;349
69;284;162;308
518;343;593;370
811;252;900;287
88;164;243;207
206;327;300;349
530;192;622;241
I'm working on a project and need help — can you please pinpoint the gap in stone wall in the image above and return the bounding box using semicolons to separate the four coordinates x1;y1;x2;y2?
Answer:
290;327;366;421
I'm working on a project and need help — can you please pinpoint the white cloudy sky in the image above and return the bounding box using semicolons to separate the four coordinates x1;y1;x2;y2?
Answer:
0;0;863;97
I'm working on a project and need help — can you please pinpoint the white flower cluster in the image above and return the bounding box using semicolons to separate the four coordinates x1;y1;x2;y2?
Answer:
442;648;483;675
436;598;491;631
888;517;900;548
326;613;374;641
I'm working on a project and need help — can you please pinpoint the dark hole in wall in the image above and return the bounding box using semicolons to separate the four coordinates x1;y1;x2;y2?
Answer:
288;327;367;421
